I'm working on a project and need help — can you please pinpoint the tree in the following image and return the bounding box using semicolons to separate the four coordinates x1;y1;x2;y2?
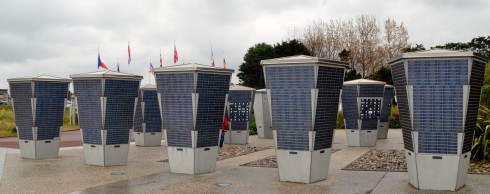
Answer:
435;36;490;59
369;66;393;85
237;39;311;88
404;44;426;52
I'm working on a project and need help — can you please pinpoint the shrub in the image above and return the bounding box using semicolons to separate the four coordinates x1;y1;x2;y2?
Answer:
336;111;345;129
249;114;257;135
472;105;490;161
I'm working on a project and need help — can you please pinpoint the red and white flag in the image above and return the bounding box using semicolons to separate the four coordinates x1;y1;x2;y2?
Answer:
160;50;163;67
173;44;178;64
128;42;131;65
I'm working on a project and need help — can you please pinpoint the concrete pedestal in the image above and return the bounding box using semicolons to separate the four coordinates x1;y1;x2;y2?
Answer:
346;129;377;147
83;144;129;166
167;146;219;174
134;132;162;147
224;131;249;145
377;122;389;139
19;139;60;160
257;126;273;139
276;149;331;183
405;150;470;191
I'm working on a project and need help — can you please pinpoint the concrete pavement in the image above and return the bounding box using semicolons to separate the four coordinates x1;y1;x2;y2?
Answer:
0;129;488;193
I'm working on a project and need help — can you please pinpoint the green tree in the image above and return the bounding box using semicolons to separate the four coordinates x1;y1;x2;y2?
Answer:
369;66;393;85
344;69;362;81
237;40;311;88
403;44;426;52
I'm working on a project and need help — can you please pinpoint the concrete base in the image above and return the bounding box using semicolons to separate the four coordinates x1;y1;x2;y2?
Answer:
405;150;470;191
19;139;60;160
82;144;129;166
257;127;273;139
224;130;249;145
377;122;389;139
276;149;331;183
346;129;377;147
167;146;218;175
134;132;162;147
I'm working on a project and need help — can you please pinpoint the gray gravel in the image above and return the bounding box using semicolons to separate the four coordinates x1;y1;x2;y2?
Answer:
241;149;341;168
158;145;270;163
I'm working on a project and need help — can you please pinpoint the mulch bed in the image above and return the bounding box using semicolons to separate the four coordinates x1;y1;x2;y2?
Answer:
240;149;341;168
342;149;490;174
157;145;270;163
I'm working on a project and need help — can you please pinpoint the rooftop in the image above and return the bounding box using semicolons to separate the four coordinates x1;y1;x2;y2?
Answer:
389;49;489;64
230;85;255;91
7;74;71;83
154;63;234;74
343;78;386;85
70;70;143;80
261;55;349;68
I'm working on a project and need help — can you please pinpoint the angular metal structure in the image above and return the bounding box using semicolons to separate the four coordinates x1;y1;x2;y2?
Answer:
133;84;162;147
224;85;254;144
261;55;348;183
253;89;273;139
8;75;70;159
71;71;142;166
389;50;488;191
154;63;233;174
378;85;394;139
342;79;386;146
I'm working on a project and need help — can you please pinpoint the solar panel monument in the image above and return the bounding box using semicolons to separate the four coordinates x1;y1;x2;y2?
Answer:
155;63;233;174
261;55;348;183
8;75;70;159
390;50;488;191
224;85;254;144
253;89;273;139
71;71;142;166
133;84;163;147
378;85;394;139
341;79;386;147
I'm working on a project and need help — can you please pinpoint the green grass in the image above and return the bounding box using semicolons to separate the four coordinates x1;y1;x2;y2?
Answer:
0;105;79;138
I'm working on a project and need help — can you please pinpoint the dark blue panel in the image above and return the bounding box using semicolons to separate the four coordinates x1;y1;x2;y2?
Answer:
314;66;344;150
104;79;140;145
342;85;358;130
228;90;253;131
196;73;230;148
156;73;194;148
380;87;394;122
359;85;385;97
133;91;143;132
34;82;68;140
73;79;103;144
142;90;162;133
392;62;413;151
408;59;467;154
276;130;309;150
360;98;381;130
265;66;315;89
464;60;485;152
9;82;34;140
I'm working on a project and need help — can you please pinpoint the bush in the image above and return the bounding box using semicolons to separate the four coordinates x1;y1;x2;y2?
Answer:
336;111;345;129
472;105;490;161
249;114;257;135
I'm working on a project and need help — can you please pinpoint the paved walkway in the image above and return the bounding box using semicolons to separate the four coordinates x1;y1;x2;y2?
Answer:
0;129;488;193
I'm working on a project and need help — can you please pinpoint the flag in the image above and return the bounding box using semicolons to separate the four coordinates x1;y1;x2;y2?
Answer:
98;51;109;70
128;42;131;65
159;49;163;67
211;47;215;67
174;44;178;64
223;58;227;69
149;62;155;75
117;61;120;72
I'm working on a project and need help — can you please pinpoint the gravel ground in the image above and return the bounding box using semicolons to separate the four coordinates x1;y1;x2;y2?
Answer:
158;145;270;163
342;149;490;174
241;149;341;168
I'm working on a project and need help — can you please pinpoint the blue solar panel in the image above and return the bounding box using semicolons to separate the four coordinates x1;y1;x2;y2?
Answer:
133;91;143;132
104;79;140;145
392;62;413;151
228;90;253;131
380;87;394;122
156;73;194;148
34;82;68;140
9;82;34;140
342;85;359;130
142;90;162;133
463;60;486;152
73;79;103;144
195;73;230;148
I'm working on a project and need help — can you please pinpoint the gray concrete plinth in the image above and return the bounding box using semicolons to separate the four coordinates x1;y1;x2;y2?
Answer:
346;129;377;147
377;122;389;139
224;131;249;145
405;150;470;191
83;144;129;166
19;139;60;160
133;132;162;147
276;149;331;183
167;146;218;175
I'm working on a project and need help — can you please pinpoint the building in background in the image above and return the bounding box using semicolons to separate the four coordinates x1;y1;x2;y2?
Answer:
8;75;70;159
253;89;273;139
390;50;488;191
224;85;254;144
155;63;233;174
133;84;163;147
261;55;348;183
71;71;142;166
342;79;386;147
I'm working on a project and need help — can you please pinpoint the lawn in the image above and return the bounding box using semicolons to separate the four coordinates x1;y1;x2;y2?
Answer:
0;105;79;138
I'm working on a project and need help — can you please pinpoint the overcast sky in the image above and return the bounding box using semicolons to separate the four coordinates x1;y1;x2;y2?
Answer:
1;0;489;89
